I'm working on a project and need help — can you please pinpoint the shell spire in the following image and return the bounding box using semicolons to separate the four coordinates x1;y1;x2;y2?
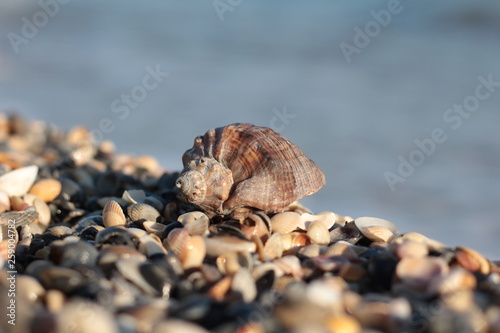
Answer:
176;123;325;218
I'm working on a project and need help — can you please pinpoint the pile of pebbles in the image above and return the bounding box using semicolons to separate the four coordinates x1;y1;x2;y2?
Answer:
0;112;499;333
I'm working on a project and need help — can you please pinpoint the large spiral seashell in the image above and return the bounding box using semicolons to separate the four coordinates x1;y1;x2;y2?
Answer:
176;123;325;218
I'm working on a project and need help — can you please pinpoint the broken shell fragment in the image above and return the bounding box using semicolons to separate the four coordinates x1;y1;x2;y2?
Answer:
454;246;491;275
0;165;38;196
178;211;209;236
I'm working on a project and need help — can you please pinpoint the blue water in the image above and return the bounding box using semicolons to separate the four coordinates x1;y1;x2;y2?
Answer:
1;0;499;258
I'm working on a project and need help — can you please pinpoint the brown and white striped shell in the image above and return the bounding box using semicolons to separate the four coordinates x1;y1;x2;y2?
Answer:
176;123;325;218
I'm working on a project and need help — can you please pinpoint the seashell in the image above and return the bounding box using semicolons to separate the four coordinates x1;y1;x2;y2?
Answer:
263;232;283;259
241;213;271;241
231;267;257;303
97;196;128;208
95;226;138;248
176;123;325;218
29;178;62;203
454;246;491;275
392;240;428;259
329;226;361;244
115;258;160;295
139;234;167;257
48;226;73;237
298;211;337;230
16;275;45;303
24;194;51;226
10;195;28;211
57;300;119;333
122;189;146;204
163;202;178;221
204;234;256;257
177;211;210;236
102;200;126;227
208;276;232;301
354;217;399;240
362;225;394;243
306;220;330;246
281;232;312;252
396;257;449;291
128;203;160;222
98;245;146;268
298;244;322;258
0;165;38;196
271;211;301;234
216;251;252;276
0;190;11;211
339;263;367;282
164;228;190;256
0;206;38;241
391;232;446;252
273;255;304;279
325;241;358;259
426;267;476;296
143;221;167;237
45;289;65;313
178;235;206;269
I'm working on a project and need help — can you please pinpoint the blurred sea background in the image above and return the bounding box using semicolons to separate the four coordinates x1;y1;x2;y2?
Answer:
0;0;499;258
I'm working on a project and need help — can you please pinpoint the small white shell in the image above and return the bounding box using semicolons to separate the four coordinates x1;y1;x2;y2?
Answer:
177;211;209;236
307;220;330;246
122;189;146;204
298;211;337;230
354;216;399;239
0;165;38;196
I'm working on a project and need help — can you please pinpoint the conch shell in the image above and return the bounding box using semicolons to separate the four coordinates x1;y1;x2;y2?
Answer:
176;123;325;218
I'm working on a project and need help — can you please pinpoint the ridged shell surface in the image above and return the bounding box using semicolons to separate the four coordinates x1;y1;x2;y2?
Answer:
176;123;325;217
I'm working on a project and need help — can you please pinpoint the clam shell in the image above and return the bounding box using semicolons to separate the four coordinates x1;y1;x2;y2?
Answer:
274;255;304;279
144;196;164;212
306;220;330;246
178;211;209;236
179;235;206;269
298;211;337;230
454;246;490;275
102;200;126;227
426;267;477;296
271;212;301;234
29;178;62;203
393;240;428;259
263;232;283;260
139;234;167;257
0;165;38;196
362;225;394;243
128;203;160;222
0;206;38;241
176;123;325;217
143;221;167;237
354;216;399;240
164;228;190;256
325;241;358;259
24;194;51;226
396;257;449;291
392;232;446;252
298;244;322;258
205;235;256;257
281;232;312;252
